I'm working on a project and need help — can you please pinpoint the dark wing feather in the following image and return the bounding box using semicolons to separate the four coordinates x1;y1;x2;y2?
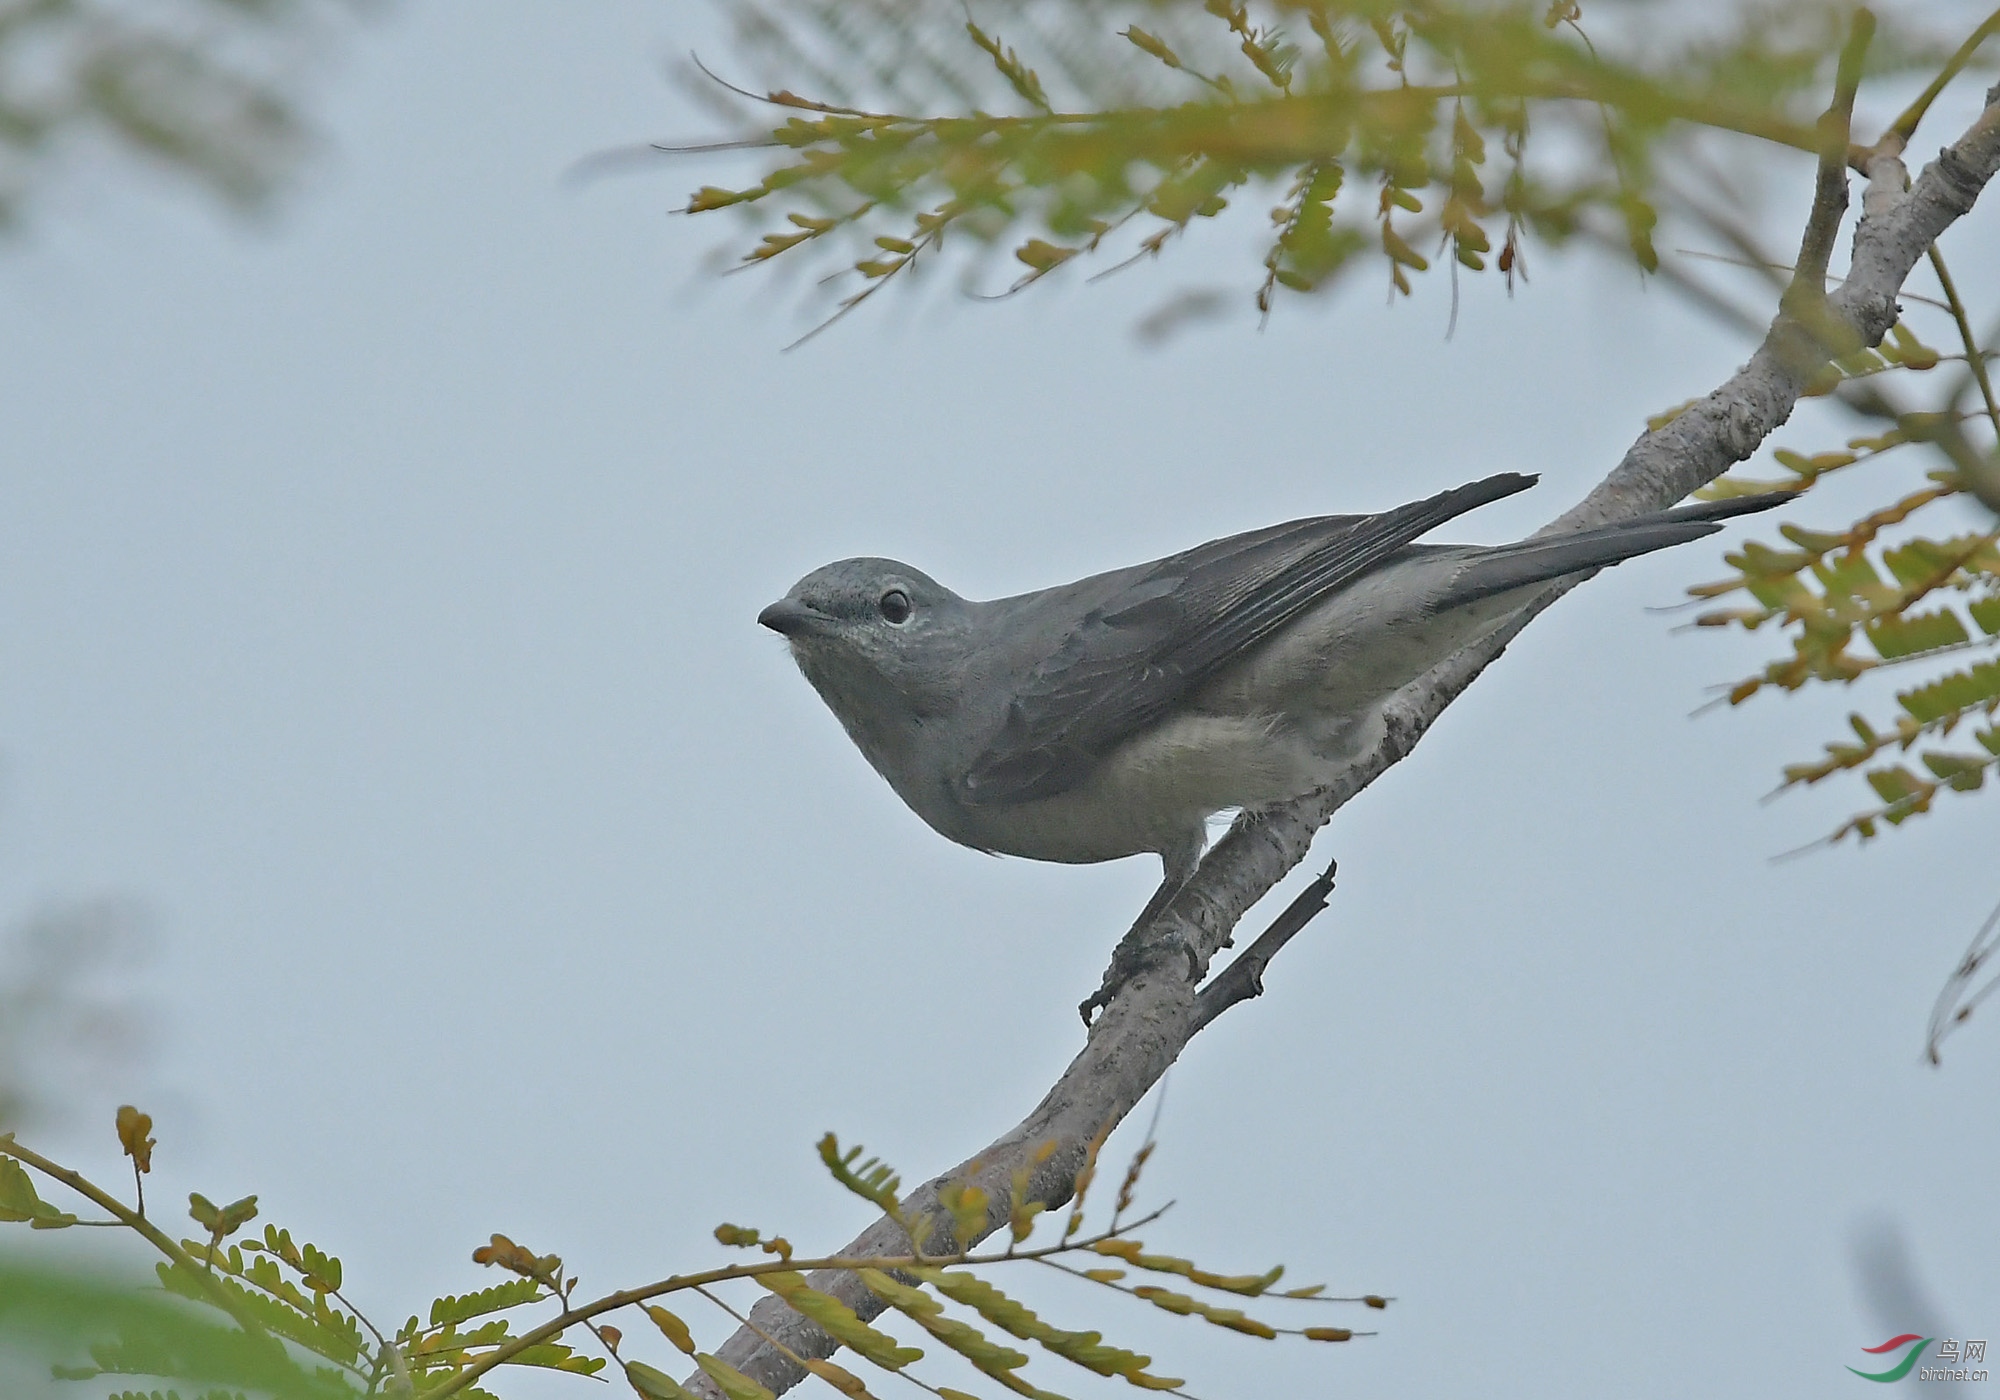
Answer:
963;472;1538;803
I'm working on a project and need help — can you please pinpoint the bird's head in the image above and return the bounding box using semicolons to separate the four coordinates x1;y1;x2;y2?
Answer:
759;558;972;733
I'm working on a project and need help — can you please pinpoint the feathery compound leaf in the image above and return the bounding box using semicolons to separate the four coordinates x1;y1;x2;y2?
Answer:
1088;1238;1284;1295
965;21;1051;112
857;1270;1042;1393
1131;1285;1278;1338
4;1259;361;1400
501;1341;609;1375
1900;658;2000;724
299;1241;339;1292
429;1277;545;1328
757;1271;924;1370
675;0;1962;341
816;1135;904;1217
1867;607;1971;659
917;1269;1181;1388
155;1261;364;1366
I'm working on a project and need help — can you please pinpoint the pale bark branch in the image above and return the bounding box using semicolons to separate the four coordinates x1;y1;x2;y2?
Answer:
688;86;2000;1400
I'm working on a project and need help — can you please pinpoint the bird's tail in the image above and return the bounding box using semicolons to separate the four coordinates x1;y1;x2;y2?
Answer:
1440;490;1792;608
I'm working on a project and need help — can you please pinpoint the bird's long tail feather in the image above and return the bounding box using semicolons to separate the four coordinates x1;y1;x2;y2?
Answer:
1440;490;1792;608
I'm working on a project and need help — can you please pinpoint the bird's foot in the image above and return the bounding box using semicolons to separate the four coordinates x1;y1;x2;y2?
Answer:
1078;916;1201;1026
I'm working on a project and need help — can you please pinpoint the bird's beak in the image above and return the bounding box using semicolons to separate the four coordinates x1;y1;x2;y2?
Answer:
758;598;821;637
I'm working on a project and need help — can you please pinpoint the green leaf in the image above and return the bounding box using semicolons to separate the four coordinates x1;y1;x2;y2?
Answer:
215;1195;261;1239
1;1258;360;1400
1866;608;1969;660
430;1277;545;1328
155;1261;364;1366
188;1192;220;1232
695;1352;777;1400
0;1157;77;1228
816;1136;903;1216
1921;751;1990;790
627;1359;701;1400
505;1341;608;1375
1969;595;2000;636
1899;658;2000;723
1014;239;1075;273
645;1303;697;1355
1864;765;1932;818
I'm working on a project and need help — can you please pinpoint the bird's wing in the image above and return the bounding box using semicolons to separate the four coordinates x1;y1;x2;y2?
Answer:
962;472;1538;804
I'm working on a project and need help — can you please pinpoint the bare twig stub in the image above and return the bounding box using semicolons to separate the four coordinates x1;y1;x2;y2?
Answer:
687;87;2000;1400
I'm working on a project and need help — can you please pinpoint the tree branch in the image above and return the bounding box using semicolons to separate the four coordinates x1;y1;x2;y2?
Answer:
686;83;2000;1400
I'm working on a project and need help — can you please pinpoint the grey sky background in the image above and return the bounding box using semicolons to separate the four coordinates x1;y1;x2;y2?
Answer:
2;2;1997;1396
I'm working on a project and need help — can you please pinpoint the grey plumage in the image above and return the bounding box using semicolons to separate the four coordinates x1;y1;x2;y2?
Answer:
760;473;1785;899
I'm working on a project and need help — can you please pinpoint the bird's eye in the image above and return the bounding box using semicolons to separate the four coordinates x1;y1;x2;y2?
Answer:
878;589;912;624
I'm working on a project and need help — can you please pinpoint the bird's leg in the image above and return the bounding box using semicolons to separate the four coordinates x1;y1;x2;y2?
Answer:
1078;843;1206;1025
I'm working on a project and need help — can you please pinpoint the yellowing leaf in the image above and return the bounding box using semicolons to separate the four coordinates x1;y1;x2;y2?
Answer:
1014;240;1074;273
115;1105;156;1173
1131;1286;1277;1337
646;1304;697;1355
696;1352;777;1400
627;1360;699;1400
805;1358;873;1397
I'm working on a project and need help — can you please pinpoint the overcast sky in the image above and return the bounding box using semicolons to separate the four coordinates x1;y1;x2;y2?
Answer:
2;3;1997;1397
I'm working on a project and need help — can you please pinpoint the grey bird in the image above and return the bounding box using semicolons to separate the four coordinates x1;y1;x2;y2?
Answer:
760;473;1782;999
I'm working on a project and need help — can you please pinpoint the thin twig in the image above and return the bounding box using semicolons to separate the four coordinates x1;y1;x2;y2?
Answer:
1887;6;2000;146
0;1137;269;1340
1792;9;1873;296
1928;245;2000;440
1189;861;1339;1034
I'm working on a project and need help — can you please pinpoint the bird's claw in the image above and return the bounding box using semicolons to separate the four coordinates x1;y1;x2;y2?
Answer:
1079;926;1201;1026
